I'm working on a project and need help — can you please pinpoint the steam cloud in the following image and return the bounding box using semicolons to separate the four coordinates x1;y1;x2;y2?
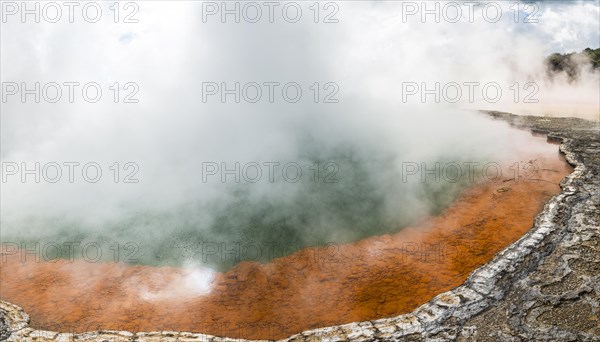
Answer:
1;1;598;271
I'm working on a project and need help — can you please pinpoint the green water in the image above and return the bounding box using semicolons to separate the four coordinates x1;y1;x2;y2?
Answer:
1;147;493;272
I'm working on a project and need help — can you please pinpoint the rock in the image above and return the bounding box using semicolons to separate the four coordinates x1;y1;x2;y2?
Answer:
0;314;10;341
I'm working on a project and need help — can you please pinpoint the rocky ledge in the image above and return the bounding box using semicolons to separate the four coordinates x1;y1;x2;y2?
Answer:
1;111;598;342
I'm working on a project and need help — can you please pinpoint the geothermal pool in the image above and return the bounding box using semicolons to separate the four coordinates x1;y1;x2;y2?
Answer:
0;124;572;340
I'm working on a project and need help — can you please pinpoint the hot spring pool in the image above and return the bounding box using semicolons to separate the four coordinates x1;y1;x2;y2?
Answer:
0;123;572;340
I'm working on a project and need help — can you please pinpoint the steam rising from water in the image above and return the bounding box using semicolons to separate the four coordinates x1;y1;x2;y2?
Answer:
1;1;598;270
137;263;216;301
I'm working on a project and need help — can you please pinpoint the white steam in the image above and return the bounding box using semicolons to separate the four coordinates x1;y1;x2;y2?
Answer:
1;1;598;269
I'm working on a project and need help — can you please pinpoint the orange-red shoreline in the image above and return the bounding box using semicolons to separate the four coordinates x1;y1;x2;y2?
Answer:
0;153;571;340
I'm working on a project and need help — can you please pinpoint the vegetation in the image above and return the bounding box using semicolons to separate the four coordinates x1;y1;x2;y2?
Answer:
545;47;600;81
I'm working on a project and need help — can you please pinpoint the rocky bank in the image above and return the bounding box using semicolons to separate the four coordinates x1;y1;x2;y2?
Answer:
1;111;598;341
